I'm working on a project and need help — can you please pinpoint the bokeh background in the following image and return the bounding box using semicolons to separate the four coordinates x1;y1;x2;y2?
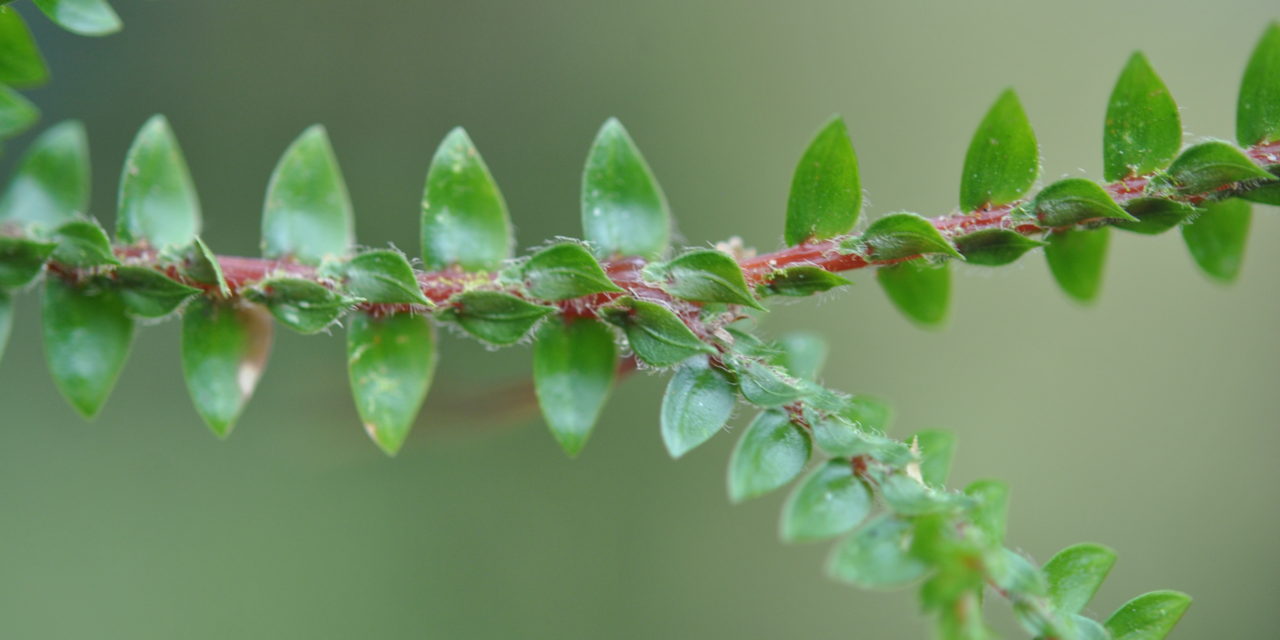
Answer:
1;1;1277;637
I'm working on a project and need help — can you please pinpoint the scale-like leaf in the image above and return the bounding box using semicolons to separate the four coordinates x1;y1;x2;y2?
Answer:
0;121;90;229
1238;22;1280;146
727;410;811;502
421;127;512;271
1181;198;1250;283
660;355;735;458
658;249;763;309
759;266;851;297
0;8;48;88
523;243;621;301
1104;52;1181;181
0;82;37;138
182;299;272;438
114;266;201;318
877;260;949;328
247;278;354;334
729;355;805;407
33;0;121;36
599;297;711;367
42;277;134;418
1164;141;1271;194
581;118;670;260
953;229;1045;266
1113;198;1194;236
854;213;961;261
347;311;437;455
328;249;430;305
1105;591;1191;640
785;116;861;245
1043;543;1117;615
447;290;554;345
1045;228;1109;303
781;459;872;543
0;236;55;288
533;316;616;457
117;115;201;249
262;125;353;264
182;237;229;297
960;89;1038;212
1033;178;1135;227
827;515;929;589
51;219;118;267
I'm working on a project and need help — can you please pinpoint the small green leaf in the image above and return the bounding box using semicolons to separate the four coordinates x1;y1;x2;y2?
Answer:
964;480;1008;545
781;459;871;543
32;0;121;36
1164;141;1271;194
1045;228;1110;303
42;277;134;418
0;82;37;138
247;278;354;334
327;249;430;305
913;429;956;487
1238;23;1280;146
657;249;763;309
113;266;201;318
1105;591;1191;640
772;331;827;382
880;474;965;516
854;212;962;261
841;395;893;433
581;118;670;260
0;290;12;364
1070;615;1111;640
960;89;1039;212
0;8;48;88
599;297;712;367
533;316;617;457
182;299;273;438
877;260;949;328
117;115;201;249
523;243;621;301
1033;178;1135;227
347;311;437;456
1104;52;1181;181
953;229;1045;266
1043;543;1117;615
785;116;861;245
987;547;1047;596
728;355;806;407
1181;198;1251;283
262;125;354;264
727;409;811;502
446;290;554;345
660;355;736;458
51;219;118;267
181;237;229;297
810;413;909;462
0;121;90;229
759;266;851;298
827;515;929;589
1240;172;1280;206
0;236;55;288
421;127;512;271
1113;198;1194;236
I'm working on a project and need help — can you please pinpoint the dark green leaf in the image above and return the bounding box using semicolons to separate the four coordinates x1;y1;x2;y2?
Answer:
1113;198;1194;236
785;116;861;245
0;82;37;138
42;277;134;418
421;127;512;271
877;260;949;328
181;237;229;297
182;298;272;438
912;429;955;487
581;118;670;260
1104;52;1181;181
660;355;735;458
0;121;90;229
247;278;354;334
1164;141;1271;194
772;331;827;382
0;290;12;363
113;266;201;318
327;249;430;305
1105;591;1191;640
262;125;353;264
446;290;554;345
827;515;929;589
33;0;120;36
117;115;201;249
728;355;805;407
0;8;48;88
1238;23;1280;145
1240;173;1280;205
953;229;1045;266
759;266;851;297
1033;178;1135;227
0;236;55;288
533;316;616;457
1043;543;1117;615
964;479;1008;544
347;311;437;456
1045;228;1110;303
656;249;763;309
599;296;711;367
523;242;621;301
960;89;1038;212
51;219;118;267
727;409;811;502
1181;198;1251;283
781;459;871;543
853;213;961;261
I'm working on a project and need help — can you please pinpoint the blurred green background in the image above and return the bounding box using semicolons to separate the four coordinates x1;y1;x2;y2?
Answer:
1;1;1277;637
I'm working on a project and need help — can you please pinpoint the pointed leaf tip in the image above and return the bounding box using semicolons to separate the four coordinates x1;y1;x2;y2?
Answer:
1238;22;1280;146
533;316;616;457
182;299;273;438
785;115;861;246
42;277;135;419
262;125;354;264
348;312;437;456
960;89;1039;212
581;118;671;260
118;115;202;249
0;120;91;230
33;0;122;36
421;127;512;271
727;410;811;502
1105;590;1191;640
1043;542;1117;615
1105;51;1181;181
661;356;735;458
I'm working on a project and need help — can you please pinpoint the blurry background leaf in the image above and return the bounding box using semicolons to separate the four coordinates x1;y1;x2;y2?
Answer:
0;7;48;87
33;0;122;37
1237;22;1280;145
1181;198;1251;282
876;260;949;328
0;121;90;229
1045;228;1110;303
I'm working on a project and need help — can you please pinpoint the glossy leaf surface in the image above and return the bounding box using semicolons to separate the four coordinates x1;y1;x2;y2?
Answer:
42;277;134;418
1104;52;1181;181
727;410;811;502
533;316;616;457
329;249;430;305
1114;198;1194;236
1165;141;1271;194
447;290;554;345
1043;543;1117;615
599;297;711;367
248;278;353;334
781;459;871;543
421;127;511;271
114;266;201;318
262;125;353;264
1181;198;1250;283
785;116;861;245
658;249;763;309
347;311;437;455
1104;591;1191;640
117;115;201;249
523;243;621;301
581;118;669;260
953;229;1045;266
759;266;851;297
960;89;1038;212
660;355;735;458
877;260;949;328
856;213;961;261
182;299;272;437
1033;178;1134;227
1045;228;1109;303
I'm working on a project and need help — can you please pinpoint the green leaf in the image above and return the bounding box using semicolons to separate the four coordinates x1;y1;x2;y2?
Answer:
327;249;430;305
854;212;962;261
181;237;229;297
262;125;353;264
1043;543;1117;615
1105;591;1191;640
421;127;512;271
446;290;554;345
1164;141;1271;194
523;242;621;301
581;118;670;260
599;296;711;367
964;480;1008;545
1104;52;1181;181
772;331;827;382
1045;227;1110;303
247;278;354;334
42;277;134;418
0;236;55;288
1238;23;1280;145
113;266;201;318
811;413;910;463
533;316;617;457
181;299;273;438
347;311;437;456
728;355;805;407
987;547;1047;596
785;116;861;245
827;515;929;589
953;229;1045;266
913;429;956;487
0;290;12;364
960;89;1038;212
759;266;851;297
879;474;965;516
841;395;893;432
1240;173;1280;206
1181;198;1250;283
877;260;949;329
660;355;736;458
50;219;118;267
1070;615;1111;640
1113;198;1194;236
117;115;202;249
0;121;90;229
1033;178;1135;227
781;459;871;543
0;8;48;88
0;82;37;138
32;0;120;36
656;249;763;309
727;409;811;502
